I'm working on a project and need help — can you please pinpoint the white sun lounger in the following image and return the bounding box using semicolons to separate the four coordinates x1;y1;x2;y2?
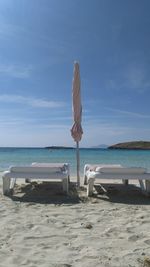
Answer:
84;164;150;196
2;163;70;196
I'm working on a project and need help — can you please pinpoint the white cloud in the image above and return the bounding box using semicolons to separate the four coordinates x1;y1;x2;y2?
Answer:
106;64;150;92
0;21;70;59
29;99;65;108
83;122;150;147
1;114;150;147
125;65;150;91
106;108;150;119
0;94;65;108
0;64;32;78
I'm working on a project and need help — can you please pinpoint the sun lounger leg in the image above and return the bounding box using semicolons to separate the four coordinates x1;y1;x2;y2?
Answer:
2;177;11;195
87;178;94;197
84;165;90;185
62;178;68;195
84;175;88;185
122;179;128;185
25;179;31;183
145;180;150;194
139;180;145;192
10;178;16;189
64;163;70;183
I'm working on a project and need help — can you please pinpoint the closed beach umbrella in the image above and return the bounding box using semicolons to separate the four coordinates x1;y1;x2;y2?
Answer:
71;62;83;186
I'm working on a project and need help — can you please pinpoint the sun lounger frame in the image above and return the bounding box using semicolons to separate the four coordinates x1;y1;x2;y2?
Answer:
84;164;150;197
2;163;70;196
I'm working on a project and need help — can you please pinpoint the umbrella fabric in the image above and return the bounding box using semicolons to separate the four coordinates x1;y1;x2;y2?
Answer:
71;62;83;142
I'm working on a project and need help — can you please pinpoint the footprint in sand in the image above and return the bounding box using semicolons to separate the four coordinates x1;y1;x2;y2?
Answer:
144;239;150;245
128;234;142;242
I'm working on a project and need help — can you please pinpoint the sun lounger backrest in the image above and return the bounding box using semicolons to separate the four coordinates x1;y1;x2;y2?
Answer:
10;166;62;173
96;167;147;174
89;164;122;171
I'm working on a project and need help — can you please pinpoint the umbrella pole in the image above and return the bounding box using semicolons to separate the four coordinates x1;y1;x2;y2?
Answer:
76;141;80;187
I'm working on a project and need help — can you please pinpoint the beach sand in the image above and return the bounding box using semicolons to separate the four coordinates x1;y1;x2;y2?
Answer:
0;174;150;267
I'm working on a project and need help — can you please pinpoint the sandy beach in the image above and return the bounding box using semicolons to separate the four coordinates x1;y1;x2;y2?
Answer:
0;174;150;267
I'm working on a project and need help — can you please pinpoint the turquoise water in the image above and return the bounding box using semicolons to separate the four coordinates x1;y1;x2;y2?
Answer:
0;147;150;176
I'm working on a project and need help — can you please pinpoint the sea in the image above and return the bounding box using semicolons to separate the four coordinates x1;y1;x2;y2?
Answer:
0;147;150;177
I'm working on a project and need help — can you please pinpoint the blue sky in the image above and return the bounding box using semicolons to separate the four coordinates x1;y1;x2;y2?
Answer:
0;0;150;147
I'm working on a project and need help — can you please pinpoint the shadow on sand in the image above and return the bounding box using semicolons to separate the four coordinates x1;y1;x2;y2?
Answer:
92;183;150;205
8;181;85;205
4;181;150;206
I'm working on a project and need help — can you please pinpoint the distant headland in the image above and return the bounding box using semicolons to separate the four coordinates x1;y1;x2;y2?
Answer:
45;141;150;150
45;146;74;149
108;141;150;150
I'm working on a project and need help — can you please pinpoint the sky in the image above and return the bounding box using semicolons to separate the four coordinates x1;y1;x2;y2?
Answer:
0;0;150;147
